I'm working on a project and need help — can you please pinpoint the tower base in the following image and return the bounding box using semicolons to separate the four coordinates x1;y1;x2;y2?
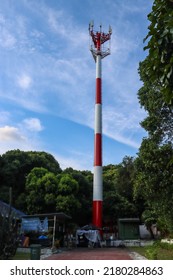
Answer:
92;200;102;229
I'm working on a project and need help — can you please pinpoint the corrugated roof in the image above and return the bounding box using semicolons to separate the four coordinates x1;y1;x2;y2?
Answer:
0;200;25;219
22;212;71;220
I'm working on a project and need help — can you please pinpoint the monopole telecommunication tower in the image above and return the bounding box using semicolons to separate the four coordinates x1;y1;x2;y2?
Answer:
89;22;112;230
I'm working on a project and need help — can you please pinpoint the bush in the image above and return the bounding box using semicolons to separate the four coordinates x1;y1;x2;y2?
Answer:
160;241;173;250
145;241;173;260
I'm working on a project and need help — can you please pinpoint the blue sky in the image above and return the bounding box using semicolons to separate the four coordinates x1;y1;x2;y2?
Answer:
0;0;153;171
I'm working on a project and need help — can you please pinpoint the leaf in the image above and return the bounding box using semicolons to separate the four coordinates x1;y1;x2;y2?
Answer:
167;67;173;79
158;38;163;45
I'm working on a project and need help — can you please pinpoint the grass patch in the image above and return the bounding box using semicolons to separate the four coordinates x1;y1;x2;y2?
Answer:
130;246;149;258
131;241;173;260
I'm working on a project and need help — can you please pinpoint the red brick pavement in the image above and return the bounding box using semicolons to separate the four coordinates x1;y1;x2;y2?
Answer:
44;248;133;260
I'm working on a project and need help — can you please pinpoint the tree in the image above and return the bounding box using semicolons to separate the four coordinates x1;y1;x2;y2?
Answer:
115;157;135;201
138;60;173;144
143;0;173;103
56;173;82;219
57;174;79;195
25;167;59;214
0;150;61;210
56;195;81;217
104;190;137;222
102;161;141;225
134;139;173;233
134;41;173;235
0;149;144;227
63;168;93;225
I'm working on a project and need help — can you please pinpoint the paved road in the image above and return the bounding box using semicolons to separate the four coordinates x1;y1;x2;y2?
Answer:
43;247;134;260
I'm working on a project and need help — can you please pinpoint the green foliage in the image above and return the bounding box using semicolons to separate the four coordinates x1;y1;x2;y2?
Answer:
142;209;157;227
103;157;142;224
0;150;142;226
145;241;173;260
56;194;81;216
115;157;135;200
145;247;158;260
143;0;173;103
132;241;173;260
0;150;61;210
134;139;173;235
138;66;173;143
25;167;59;214
64;169;93;224
104;191;137;221
160;241;173;250
135;1;173;235
55;173;82;217
58;174;79;195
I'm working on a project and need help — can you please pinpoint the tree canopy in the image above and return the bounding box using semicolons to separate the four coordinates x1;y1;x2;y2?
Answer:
0;150;61;210
0;150;140;227
143;0;173;103
134;0;173;235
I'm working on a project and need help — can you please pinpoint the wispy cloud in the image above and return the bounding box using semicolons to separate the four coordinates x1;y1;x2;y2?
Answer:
0;28;16;49
22;118;44;132
103;108;144;148
0;0;151;167
17;73;32;90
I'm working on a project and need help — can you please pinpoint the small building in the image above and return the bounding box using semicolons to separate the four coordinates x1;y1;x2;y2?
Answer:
21;212;71;247
0;200;25;219
118;218;140;240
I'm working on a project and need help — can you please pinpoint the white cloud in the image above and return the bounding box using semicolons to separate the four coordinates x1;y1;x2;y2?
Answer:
0;0;150;159
0;126;26;141
22;118;44;132
17;74;32;90
0;123;44;156
47;9;65;36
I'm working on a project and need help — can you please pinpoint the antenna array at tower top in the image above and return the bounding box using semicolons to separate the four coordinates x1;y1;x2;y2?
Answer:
89;22;112;61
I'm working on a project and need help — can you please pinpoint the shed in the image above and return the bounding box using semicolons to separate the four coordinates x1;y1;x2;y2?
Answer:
0;200;25;219
21;212;71;247
118;218;140;240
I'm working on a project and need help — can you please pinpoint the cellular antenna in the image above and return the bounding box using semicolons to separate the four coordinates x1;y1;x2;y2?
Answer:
89;23;112;231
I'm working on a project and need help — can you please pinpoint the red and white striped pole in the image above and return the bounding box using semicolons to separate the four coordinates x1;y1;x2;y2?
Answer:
93;52;102;228
89;23;112;230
